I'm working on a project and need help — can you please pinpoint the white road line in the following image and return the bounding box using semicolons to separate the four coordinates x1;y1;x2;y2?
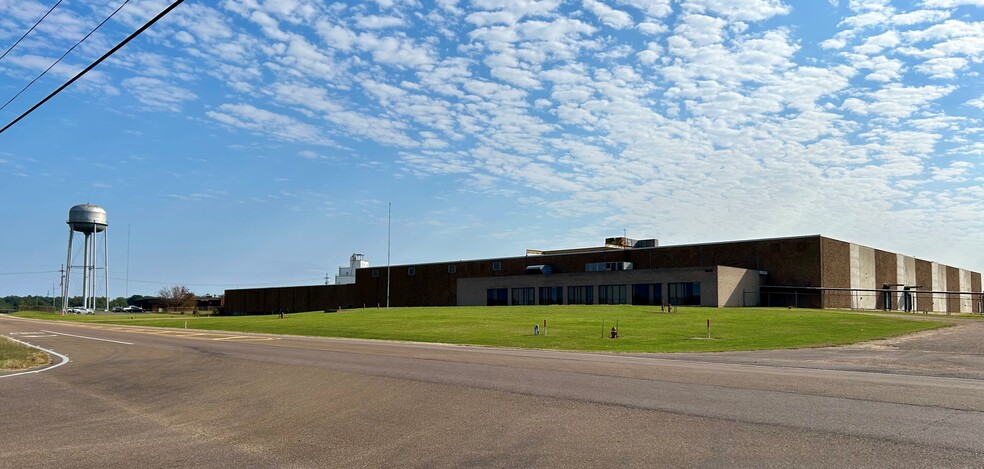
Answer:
40;330;133;345
0;336;70;379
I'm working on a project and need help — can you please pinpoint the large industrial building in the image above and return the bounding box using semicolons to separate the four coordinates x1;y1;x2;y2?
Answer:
224;235;982;315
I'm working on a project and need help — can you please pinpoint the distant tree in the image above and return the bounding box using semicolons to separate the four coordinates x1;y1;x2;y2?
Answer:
157;286;196;311
109;297;128;308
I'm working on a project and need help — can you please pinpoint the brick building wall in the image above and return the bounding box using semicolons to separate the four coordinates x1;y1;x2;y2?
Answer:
224;235;980;314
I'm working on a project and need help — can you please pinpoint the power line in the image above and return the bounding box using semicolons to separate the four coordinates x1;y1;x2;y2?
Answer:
0;270;61;275
0;0;132;113
0;0;185;136
0;0;65;62
106;276;326;288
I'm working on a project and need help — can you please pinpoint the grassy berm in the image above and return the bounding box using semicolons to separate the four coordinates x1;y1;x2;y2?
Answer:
15;306;948;353
0;336;50;370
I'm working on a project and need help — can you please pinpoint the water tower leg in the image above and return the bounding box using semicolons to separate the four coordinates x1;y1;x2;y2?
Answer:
64;227;74;311
90;230;97;309
103;227;109;311
90;232;97;309
82;233;91;311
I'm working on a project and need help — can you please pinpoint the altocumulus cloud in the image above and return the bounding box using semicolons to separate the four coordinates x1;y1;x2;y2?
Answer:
0;0;981;270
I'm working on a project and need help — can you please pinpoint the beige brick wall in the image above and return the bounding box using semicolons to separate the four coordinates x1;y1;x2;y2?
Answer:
717;266;761;307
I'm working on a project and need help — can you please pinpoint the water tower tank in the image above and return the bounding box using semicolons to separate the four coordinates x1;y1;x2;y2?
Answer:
67;204;108;233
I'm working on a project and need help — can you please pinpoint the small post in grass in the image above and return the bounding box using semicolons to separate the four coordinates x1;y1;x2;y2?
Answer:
706;319;710;339
601;319;605;338
543;319;547;336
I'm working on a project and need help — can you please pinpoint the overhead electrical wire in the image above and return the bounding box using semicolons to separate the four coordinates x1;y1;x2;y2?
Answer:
0;0;185;136
0;270;61;276
0;0;65;62
107;276;327;288
0;0;132;113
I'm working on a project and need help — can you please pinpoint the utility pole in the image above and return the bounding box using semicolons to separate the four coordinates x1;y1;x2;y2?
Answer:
58;264;65;312
324;273;330;285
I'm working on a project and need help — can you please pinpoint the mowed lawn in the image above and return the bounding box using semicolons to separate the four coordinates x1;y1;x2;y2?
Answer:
14;306;948;353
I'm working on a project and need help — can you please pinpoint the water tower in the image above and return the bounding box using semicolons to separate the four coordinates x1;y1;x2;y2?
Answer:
62;204;109;312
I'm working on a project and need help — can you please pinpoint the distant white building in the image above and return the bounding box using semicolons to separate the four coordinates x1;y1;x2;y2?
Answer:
336;253;369;285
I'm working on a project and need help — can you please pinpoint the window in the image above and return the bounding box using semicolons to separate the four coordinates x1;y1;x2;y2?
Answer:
407;267;416;276
539;286;563;305
492;261;502;271
598;284;627;305
487;288;508;306
586;262;633;272
568;286;594;305
511;287;535;306
448;264;456;274
668;282;701;305
632;283;662;305
371;269;379;278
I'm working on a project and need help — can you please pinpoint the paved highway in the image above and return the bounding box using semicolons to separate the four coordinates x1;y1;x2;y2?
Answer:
2;315;983;468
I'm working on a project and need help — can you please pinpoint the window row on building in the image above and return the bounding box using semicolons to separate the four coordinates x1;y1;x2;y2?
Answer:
486;283;701;306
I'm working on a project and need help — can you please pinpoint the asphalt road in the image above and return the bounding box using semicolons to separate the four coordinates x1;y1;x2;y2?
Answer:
2;315;983;468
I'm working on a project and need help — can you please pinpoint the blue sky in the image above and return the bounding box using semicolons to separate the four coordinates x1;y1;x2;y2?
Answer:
1;0;982;298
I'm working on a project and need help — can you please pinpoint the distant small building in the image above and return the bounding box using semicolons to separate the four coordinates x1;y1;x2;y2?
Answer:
132;295;223;312
336;254;369;285
197;295;222;309
133;297;165;312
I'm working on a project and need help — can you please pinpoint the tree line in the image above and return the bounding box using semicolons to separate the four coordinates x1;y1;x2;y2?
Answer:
1;286;201;312
0;295;148;311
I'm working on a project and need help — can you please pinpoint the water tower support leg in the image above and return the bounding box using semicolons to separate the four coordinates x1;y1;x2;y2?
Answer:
104;227;109;311
64;228;74;311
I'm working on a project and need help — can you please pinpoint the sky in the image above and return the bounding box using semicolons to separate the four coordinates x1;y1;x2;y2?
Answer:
0;0;982;298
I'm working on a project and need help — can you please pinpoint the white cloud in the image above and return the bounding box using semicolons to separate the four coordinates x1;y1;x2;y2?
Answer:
354;31;435;68
637;21;669;35
674;14;728;46
915;56;969;78
681;0;791;21
891;9;949;26
859;55;905;82
853;30;900;54
931;161;973;182
921;0;984;7
583;0;634;29
617;0;673;18
354;15;406;29
636;42;663;64
206;103;335;146
121;77;197;111
844;84;956;118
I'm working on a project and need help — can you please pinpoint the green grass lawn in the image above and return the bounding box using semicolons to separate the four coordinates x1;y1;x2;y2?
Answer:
13;306;949;353
0;336;50;370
